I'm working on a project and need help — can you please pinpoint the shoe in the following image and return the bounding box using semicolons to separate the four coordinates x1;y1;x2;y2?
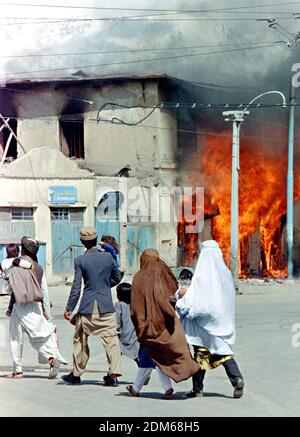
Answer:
143;375;151;386
126;385;140;397
6;372;23;379
48;358;61;379
103;375;119;387
163;388;174;399
233;378;244;398
185;389;203;398
61;372;81;385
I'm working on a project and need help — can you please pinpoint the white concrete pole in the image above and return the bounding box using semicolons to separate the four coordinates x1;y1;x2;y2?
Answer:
223;111;248;291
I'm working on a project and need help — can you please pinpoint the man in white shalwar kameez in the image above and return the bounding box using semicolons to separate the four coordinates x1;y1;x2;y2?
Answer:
6;236;66;379
176;240;244;398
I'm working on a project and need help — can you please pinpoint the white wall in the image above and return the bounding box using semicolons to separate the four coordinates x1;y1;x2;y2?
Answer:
0;147;95;278
17;117;59;155
0;177;95;279
12;80;178;180
84;107;177;178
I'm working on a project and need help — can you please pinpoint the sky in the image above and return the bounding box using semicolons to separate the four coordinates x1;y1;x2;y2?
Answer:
1;0;300;94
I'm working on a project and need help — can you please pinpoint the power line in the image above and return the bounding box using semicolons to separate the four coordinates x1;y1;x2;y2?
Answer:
1;1;300;26
96;102;291;110
94;120;294;144
95;101;289;127
0;41;283;59
2;1;299;26
0;84;292;111
0;87;292;113
97;103;160;126
2;1;300;12
0;113;293;144
1;16;296;25
0;102;293;118
1;42;283;79
0;11;297;19
2;7;298;28
0;9;297;26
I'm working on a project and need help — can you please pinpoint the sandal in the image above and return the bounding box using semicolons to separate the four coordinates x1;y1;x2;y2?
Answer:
126;385;140;397
48;358;60;379
6;372;23;379
163;388;174;399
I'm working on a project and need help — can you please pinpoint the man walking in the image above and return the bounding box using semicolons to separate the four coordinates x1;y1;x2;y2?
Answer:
62;226;122;385
6;236;66;379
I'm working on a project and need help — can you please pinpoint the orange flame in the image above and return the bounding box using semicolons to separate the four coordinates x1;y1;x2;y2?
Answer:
179;131;300;277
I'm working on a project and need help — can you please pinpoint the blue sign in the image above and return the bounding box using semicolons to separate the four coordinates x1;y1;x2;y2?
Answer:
48;186;78;204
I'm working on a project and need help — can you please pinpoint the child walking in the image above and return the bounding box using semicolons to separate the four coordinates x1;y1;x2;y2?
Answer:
115;282;139;361
115;282;174;399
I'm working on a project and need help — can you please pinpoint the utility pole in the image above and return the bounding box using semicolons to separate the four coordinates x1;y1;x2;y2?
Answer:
287;81;295;279
258;18;297;278
223;111;248;291
222;92;286;289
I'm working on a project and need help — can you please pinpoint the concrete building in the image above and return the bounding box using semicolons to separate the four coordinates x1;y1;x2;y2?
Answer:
1;74;298;280
0;74;186;280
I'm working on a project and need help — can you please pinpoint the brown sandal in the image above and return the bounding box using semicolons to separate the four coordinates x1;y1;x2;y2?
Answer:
48;358;60;379
163;388;174;399
6;372;23;379
126;385;140;397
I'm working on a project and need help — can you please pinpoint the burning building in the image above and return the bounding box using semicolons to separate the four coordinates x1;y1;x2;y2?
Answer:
0;73;299;280
177;114;300;278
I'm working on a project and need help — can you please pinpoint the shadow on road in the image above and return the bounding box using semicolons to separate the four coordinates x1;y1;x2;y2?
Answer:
115;391;232;400
55;380;133;386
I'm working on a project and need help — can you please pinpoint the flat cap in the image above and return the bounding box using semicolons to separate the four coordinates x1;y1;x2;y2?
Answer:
80;226;98;241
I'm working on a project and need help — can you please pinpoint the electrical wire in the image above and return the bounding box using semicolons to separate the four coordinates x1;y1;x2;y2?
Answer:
2;1;300;12
0;9;297;26
0;11;297;19
0;41;284;59
1;42;283;79
2;1;300;25
0;101;293;118
0;112;293;147
0;64;291;110
94;119;293;144
1;16;296;25
96;103;159;126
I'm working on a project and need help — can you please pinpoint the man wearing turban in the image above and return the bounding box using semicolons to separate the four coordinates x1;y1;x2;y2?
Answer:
6;236;67;379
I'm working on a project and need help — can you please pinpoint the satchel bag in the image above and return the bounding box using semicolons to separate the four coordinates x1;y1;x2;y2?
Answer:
9;267;44;305
30;269;44;302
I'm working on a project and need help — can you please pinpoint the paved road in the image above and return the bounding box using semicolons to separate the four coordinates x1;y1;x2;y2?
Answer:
1;280;300;417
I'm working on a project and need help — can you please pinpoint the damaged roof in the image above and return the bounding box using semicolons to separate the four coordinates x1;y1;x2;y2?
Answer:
2;73;184;87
